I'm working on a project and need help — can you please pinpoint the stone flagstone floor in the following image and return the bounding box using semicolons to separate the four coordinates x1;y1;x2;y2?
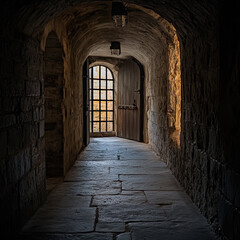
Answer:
19;137;217;240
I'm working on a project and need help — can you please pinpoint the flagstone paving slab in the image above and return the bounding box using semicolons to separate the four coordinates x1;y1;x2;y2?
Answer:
98;204;167;222
116;232;131;240
120;173;182;191
128;222;216;240
92;194;147;206
18;233;113;240
51;181;122;196
22;207;96;233
95;222;125;233
144;190;190;205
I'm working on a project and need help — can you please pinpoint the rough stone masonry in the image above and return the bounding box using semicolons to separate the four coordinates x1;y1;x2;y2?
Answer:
0;1;239;239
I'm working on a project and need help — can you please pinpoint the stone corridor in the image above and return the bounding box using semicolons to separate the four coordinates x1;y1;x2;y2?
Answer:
19;137;217;240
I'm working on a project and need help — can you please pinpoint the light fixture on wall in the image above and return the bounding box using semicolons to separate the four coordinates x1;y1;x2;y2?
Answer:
110;41;121;55
112;1;128;27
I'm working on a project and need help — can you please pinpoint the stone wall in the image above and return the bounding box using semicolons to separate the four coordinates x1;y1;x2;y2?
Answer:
0;1;239;239
178;31;220;230
218;2;240;239
144;3;237;239
0;17;85;236
146;5;239;238
0;30;46;235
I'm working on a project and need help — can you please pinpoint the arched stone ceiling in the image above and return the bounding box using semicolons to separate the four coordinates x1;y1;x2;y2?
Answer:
54;1;178;66
3;0;217;66
7;0;217;38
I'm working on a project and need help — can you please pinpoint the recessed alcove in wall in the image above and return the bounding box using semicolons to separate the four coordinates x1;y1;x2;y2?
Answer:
44;31;64;177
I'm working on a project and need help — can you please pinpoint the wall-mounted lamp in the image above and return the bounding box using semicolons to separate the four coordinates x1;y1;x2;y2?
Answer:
112;2;128;27
110;41;121;55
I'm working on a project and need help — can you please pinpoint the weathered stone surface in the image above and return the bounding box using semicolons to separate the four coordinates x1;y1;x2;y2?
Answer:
110;166;168;175
18;233;113;240
92;194;147;206
22;208;96;233
96;222;125;233
116;233;131;240
75;159;165;168
144;190;190;205
120;173;182;191
44;31;64;178
8;148;31;183
52;181;121;196
98;204;166;222
18;137;217;239
0;114;16;128
129;222;216;240
46;195;92;208
64;166;117;182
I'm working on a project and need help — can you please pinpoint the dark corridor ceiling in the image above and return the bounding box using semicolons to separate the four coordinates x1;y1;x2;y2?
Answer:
2;0;218;64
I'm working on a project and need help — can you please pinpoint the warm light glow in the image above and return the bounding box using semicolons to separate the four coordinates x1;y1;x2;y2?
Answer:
112;2;128;27
89;65;114;133
168;33;181;147
110;41;121;55
111;48;121;55
113;15;128;27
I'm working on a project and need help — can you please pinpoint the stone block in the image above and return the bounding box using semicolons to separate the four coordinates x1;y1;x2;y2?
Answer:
96;222;125;233
0;129;7;159
35;161;46;191
22;207;96;233
30;123;38;142
26;81;41;97
0;114;16;128
98;204;166;223
1;96;21;113
129;221;216;240
7;126;23;154
120;173;181;191
33;107;40;122
39;120;44;138
9;78;26;96
22;124;32;147
32;153;41;168
52;181;121;196
27;66;40;82
19;111;32;123
8;147;31;183
92;194;146;207
116;233;131;240
18;233;113;240
21;97;33;112
39;105;45;120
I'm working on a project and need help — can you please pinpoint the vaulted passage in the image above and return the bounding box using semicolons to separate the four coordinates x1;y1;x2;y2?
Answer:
0;1;239;240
